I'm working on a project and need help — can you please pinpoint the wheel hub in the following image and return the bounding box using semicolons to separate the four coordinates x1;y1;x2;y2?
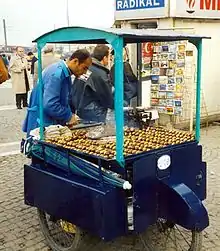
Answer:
60;220;77;234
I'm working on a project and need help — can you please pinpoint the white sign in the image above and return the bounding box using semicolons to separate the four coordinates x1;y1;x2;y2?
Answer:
172;0;220;18
115;0;168;20
157;155;171;170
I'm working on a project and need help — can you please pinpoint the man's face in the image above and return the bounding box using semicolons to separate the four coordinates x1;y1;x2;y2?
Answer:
102;50;111;67
17;47;25;58
27;55;33;60
69;57;92;77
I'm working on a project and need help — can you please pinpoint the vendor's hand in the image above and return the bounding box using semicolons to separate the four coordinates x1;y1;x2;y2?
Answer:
66;114;79;126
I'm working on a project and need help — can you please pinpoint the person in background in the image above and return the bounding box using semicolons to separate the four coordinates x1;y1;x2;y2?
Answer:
33;45;60;85
1;54;9;68
9;47;30;109
27;52;38;82
22;49;92;136
72;44;113;123
0;55;9;84
110;47;138;107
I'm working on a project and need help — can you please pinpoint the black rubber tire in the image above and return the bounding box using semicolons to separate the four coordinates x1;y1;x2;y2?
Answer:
139;220;203;251
37;209;99;251
189;231;203;251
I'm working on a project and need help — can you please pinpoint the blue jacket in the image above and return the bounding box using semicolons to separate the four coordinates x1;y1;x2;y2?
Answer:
22;61;72;136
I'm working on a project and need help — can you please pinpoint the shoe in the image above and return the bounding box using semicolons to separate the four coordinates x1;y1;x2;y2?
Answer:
23;104;28;108
17;107;22;110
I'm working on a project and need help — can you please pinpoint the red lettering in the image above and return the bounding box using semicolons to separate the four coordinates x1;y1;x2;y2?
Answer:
200;0;212;9
200;0;220;9
213;0;216;9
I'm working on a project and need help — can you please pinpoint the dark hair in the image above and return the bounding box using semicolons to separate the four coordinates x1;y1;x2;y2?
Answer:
69;49;91;64
92;45;109;61
27;52;34;56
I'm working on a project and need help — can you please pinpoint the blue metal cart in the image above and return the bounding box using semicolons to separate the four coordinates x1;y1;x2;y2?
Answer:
24;27;209;251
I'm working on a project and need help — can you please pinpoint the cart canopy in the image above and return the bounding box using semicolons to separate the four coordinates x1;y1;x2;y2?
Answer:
33;26;209;45
33;26;210;165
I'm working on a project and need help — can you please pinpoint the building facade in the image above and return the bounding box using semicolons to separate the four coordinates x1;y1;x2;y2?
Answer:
114;0;220;124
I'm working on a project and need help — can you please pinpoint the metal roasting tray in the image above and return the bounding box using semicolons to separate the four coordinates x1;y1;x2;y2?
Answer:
38;139;197;164
70;122;103;130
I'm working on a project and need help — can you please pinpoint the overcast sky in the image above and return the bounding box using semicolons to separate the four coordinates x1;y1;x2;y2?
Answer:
0;0;115;46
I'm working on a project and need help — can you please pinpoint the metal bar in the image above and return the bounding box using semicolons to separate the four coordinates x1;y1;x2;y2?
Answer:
114;37;124;166
66;0;70;27
195;40;202;141
66;0;71;52
67;149;71;175
98;158;104;186
3;19;8;51
158;27;194;30
37;44;44;140
137;43;142;106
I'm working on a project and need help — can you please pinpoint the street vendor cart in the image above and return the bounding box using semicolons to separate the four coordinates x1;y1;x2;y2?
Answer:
23;27;209;251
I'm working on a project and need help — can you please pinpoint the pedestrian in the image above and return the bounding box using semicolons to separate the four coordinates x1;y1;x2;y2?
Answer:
0;55;9;84
33;45;60;85
22;49;92;136
71;44;114;123
9;47;30;109
110;47;138;107
27;52;38;81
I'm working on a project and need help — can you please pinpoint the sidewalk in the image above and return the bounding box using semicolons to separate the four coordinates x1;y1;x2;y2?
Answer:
0;105;220;250
0;80;15;107
0;109;26;157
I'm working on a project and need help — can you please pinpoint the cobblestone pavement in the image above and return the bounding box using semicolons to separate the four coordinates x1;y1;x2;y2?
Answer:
0;105;220;250
0;81;15;107
0;109;26;144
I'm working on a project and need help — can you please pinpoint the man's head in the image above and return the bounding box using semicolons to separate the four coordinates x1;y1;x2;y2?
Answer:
27;52;34;59
67;49;92;77
110;47;129;62
16;47;25;58
43;45;54;54
93;45;110;66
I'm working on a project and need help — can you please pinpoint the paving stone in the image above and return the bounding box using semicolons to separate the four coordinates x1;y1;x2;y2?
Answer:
0;109;26;144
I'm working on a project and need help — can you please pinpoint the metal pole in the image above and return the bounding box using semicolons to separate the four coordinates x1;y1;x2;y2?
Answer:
66;0;70;27
189;75;195;133
195;40;202;141
3;19;8;52
37;44;44;140
66;0;71;52
54;24;57;51
137;43;142;106
114;38;124;166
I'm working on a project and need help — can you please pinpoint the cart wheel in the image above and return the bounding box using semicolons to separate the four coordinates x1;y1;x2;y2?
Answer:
138;219;202;251
37;209;97;251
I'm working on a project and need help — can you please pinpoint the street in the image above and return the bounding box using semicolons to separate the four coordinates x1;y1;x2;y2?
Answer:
0;86;220;250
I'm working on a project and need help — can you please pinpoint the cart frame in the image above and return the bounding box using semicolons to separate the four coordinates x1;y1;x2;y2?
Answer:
33;27;209;166
23;27;211;250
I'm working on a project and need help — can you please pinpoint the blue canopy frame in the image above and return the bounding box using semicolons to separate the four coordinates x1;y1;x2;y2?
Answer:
33;26;209;167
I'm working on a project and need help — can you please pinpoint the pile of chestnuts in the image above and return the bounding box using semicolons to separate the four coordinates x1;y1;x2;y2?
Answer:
45;127;195;160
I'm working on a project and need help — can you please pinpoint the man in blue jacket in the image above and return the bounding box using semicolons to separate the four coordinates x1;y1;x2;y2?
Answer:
23;49;92;136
